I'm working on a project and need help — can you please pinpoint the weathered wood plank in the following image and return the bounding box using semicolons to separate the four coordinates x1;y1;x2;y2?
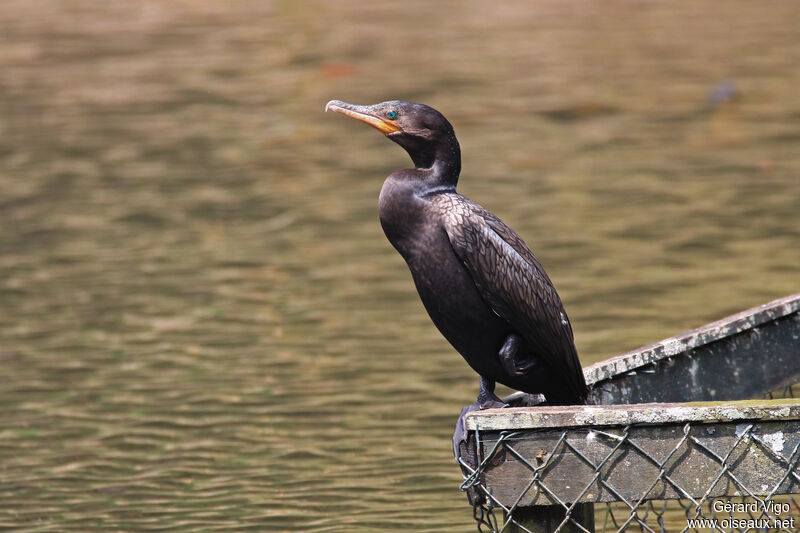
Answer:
586;293;800;387
467;400;800;507
465;399;800;432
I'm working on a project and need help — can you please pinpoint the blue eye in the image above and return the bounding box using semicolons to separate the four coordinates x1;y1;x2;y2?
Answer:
386;110;397;120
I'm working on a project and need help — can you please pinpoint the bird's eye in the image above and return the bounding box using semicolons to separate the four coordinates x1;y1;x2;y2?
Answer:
386;110;397;120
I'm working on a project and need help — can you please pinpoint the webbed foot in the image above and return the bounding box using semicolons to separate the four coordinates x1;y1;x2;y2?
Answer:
453;397;506;460
454;377;506;506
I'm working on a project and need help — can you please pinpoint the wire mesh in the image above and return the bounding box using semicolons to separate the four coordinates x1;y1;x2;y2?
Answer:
462;385;800;532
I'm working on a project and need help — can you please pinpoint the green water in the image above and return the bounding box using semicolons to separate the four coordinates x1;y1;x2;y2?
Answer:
0;1;798;531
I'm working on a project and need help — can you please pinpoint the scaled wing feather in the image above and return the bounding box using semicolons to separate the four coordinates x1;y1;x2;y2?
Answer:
433;193;586;400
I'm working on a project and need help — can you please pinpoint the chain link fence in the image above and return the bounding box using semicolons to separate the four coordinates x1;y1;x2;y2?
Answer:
459;294;800;532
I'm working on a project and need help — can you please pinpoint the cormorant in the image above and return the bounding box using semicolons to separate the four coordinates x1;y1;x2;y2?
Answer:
326;99;588;459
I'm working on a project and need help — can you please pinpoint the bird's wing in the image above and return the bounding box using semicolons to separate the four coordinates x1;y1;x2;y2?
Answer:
432;193;587;401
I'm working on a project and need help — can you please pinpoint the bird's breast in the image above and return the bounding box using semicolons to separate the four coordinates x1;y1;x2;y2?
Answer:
378;177;427;255
378;185;510;377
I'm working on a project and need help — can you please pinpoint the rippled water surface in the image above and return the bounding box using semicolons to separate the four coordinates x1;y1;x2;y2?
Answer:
1;1;798;531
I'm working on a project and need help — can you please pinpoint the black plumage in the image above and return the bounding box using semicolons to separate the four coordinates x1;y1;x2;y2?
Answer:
326;99;588;454
431;193;586;403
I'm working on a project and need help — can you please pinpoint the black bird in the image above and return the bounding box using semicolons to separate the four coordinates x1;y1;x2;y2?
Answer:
326;99;588;457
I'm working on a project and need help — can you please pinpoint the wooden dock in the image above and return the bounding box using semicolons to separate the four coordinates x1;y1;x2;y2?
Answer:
461;293;800;532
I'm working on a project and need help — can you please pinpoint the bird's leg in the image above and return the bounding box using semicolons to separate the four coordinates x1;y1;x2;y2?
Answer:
498;333;538;377
476;375;504;406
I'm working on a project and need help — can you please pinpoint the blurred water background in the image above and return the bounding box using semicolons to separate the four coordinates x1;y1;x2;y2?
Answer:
0;1;798;531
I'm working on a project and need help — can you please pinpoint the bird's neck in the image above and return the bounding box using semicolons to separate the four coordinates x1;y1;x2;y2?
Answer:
428;138;461;188
401;133;461;189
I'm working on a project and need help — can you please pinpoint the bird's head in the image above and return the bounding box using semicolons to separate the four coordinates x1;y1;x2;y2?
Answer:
325;99;460;182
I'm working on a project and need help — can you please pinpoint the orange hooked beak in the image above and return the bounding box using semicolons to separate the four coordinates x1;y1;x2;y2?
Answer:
325;100;402;134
